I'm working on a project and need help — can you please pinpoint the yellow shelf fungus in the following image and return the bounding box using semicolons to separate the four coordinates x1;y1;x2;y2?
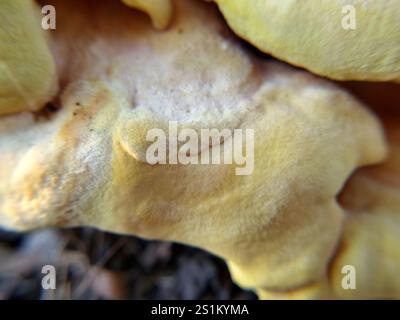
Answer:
213;0;400;82
0;0;399;299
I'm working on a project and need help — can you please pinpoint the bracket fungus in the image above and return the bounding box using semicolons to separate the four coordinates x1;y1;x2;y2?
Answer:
213;0;400;82
0;0;399;299
121;0;173;30
0;0;57;116
258;93;400;299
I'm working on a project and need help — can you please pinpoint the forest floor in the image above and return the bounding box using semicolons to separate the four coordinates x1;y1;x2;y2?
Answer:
0;228;256;300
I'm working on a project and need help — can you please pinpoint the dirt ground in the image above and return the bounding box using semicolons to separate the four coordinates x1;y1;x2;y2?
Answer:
0;228;256;300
